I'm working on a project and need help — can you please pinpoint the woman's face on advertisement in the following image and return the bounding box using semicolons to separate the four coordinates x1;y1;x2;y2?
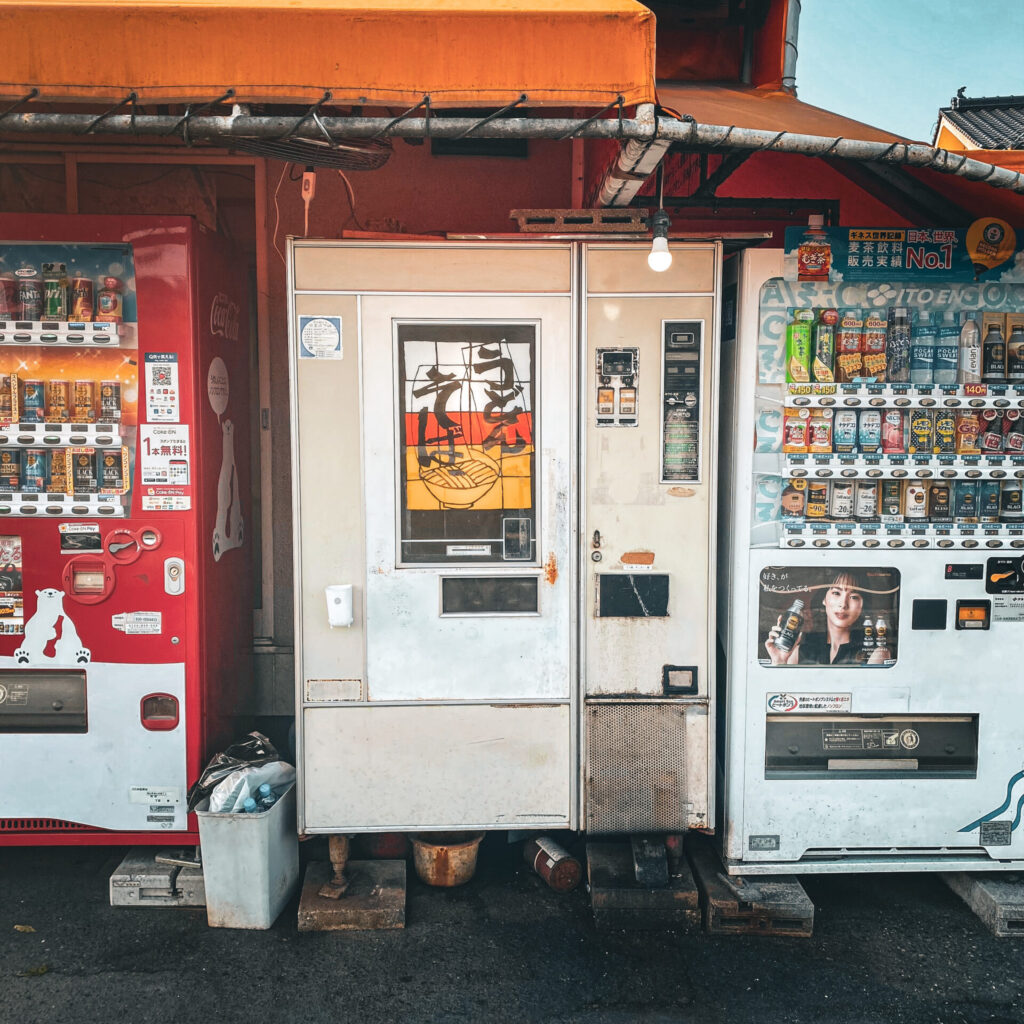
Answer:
823;580;863;627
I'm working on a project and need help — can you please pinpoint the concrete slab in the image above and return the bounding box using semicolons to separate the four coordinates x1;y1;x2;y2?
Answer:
943;872;1024;937
297;859;406;931
586;840;701;930
688;835;813;937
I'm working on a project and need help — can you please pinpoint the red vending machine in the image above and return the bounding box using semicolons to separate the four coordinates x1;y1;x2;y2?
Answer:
0;214;251;845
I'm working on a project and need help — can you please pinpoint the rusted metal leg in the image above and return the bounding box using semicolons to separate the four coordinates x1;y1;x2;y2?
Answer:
318;834;351;899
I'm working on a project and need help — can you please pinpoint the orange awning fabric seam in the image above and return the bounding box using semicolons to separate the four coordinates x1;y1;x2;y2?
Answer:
3;0;656;108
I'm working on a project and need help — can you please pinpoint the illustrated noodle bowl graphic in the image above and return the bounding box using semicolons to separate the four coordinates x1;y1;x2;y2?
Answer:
420;449;499;508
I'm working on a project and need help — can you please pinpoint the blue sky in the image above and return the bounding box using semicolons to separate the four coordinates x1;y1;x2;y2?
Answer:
797;0;1024;142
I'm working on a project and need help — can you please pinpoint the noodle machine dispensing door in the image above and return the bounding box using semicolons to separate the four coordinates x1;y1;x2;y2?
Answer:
288;240;721;845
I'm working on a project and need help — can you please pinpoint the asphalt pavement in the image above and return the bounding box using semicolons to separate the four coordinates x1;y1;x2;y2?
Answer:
2;834;1022;1024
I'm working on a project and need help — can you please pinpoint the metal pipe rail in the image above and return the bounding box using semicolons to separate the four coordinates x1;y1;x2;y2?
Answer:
2;111;1022;194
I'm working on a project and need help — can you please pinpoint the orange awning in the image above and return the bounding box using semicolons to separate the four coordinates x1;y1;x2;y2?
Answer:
656;81;906;144
1;0;655;108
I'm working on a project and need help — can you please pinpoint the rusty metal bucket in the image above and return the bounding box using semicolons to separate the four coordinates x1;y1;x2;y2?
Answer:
410;832;484;887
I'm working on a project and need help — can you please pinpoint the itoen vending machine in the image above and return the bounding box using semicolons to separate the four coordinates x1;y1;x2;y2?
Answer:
289;240;719;837
0;214;251;845
719;221;1024;873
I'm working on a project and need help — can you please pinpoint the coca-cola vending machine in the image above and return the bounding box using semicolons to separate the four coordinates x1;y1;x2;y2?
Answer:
0;214;251;845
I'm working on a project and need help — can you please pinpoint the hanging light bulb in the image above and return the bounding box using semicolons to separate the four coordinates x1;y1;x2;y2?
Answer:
648;208;672;272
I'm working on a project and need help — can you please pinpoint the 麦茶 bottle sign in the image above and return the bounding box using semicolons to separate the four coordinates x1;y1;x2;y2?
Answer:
784;219;1022;284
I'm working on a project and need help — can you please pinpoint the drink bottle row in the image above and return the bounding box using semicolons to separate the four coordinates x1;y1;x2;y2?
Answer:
783;405;1023;456
0;447;127;494
786;306;1024;386
781;477;1022;524
0;374;123;425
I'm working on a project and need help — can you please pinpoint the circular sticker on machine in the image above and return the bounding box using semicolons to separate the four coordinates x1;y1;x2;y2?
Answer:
900;729;920;750
0;683;7;704
207;357;229;415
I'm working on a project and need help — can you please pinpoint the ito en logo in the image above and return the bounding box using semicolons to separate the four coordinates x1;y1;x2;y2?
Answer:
210;293;240;341
767;693;800;712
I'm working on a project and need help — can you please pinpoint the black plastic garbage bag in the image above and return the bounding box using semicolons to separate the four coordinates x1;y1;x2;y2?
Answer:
186;731;279;812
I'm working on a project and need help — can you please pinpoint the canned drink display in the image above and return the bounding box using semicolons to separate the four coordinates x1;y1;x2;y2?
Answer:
779;479;807;518
880;480;903;518
0;274;17;318
0;373;14;422
805;480;829;519
1000;481;1023;523
854;479;879;521
72;379;96;423
20;379;45;422
95;276;123;323
47;450;67;493
71;451;97;493
928;482;952;522
832;410;859;454
68;276;94;321
953;480;979;522
45;379;70;422
979;481;1002;523
99;380;122;423
15;267;42;320
881;409;905;454
903;481;929;520
934;411;957;454
42;262;68;321
980;410;1004;453
909;409;934;454
20;448;47;493
857;409;882;453
829;479;854;519
807;411;833;454
99;450;124;490
0;449;21;490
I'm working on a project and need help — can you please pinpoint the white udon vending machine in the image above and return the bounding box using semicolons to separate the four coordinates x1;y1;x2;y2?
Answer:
288;240;720;838
719;222;1024;873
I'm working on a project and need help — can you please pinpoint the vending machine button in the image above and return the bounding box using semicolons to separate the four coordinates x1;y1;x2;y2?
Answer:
815;469;833;477
791;468;807;477
995;399;1010;408
992;470;1007;479
838;539;855;548
1012;539;1024;548
843;398;861;407
69;435;87;445
820;397;836;406
915;469;933;478
71;505;89;515
863;539;880;548
966;470;982;478
787;539;805;547
866;468;883;478
912;539;929;547
894;397;910;407
19;505;36;515
887;539;905;547
812;539;830;547
793;397;810;407
986;540;1004;548
892;469;908;478
45;505;62;515
944;398;962;407
969;399;986;408
920;397;936;406
963;540;980;548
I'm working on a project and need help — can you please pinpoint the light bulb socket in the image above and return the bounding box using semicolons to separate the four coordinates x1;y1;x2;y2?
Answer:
650;208;671;239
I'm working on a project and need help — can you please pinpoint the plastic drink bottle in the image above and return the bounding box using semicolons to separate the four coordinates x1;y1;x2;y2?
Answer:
909;309;935;385
958;312;981;384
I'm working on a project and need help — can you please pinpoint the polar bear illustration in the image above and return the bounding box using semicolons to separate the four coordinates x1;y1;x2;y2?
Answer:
212;418;244;562
13;588;90;665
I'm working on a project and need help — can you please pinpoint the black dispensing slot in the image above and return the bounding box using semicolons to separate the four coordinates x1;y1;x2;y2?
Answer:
662;320;703;483
0;669;87;733
597;573;670;618
765;715;978;778
441;576;539;615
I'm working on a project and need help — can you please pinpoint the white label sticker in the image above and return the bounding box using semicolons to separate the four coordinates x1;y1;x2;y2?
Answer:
445;544;491;557
140;424;191;485
144;353;180;423
994;595;1024;622
142;494;191;511
112;611;162;635
129;785;181;805
767;692;852;713
299;315;343;359
59;522;101;553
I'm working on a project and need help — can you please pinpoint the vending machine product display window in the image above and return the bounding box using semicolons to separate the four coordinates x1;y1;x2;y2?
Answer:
718;223;1024;874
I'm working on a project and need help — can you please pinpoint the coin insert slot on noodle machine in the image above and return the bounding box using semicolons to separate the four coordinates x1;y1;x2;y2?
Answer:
596;347;638;427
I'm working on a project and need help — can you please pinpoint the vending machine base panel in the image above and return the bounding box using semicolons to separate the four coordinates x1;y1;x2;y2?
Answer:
297;860;406;932
943;872;1024;938
586;841;701;931
689;837;814;937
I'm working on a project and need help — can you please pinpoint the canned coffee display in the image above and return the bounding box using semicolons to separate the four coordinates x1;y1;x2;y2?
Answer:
45;379;70;423
0;373;14;422
0;274;17;318
20;379;44;422
68;276;94;321
20;448;47;493
71;451;97;494
0;449;21;490
72;379;96;423
99;381;122;423
47;450;67;493
99;451;124;491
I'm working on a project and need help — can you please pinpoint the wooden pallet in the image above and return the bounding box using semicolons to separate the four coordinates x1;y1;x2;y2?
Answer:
687;835;814;937
943;872;1024;937
510;208;650;233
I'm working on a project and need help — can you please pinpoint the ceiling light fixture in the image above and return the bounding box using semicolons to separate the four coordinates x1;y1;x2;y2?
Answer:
647;165;672;272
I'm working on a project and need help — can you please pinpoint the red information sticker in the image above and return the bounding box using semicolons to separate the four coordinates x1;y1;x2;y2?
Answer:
964;383;988;396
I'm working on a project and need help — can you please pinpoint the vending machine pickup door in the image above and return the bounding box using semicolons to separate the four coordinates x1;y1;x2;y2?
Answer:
0;670;87;733
955;600;991;630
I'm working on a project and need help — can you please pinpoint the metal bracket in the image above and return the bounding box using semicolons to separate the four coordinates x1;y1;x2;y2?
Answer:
374;95;431;139
0;88;39;122
280;91;334;143
84;92;137;135
557;95;624;141
164;89;236;144
451;94;528;140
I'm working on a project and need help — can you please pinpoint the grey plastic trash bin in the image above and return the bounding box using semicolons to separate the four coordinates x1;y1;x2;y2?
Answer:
196;781;299;929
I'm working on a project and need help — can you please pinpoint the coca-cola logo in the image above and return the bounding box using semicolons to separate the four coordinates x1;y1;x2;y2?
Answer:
210;293;239;341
